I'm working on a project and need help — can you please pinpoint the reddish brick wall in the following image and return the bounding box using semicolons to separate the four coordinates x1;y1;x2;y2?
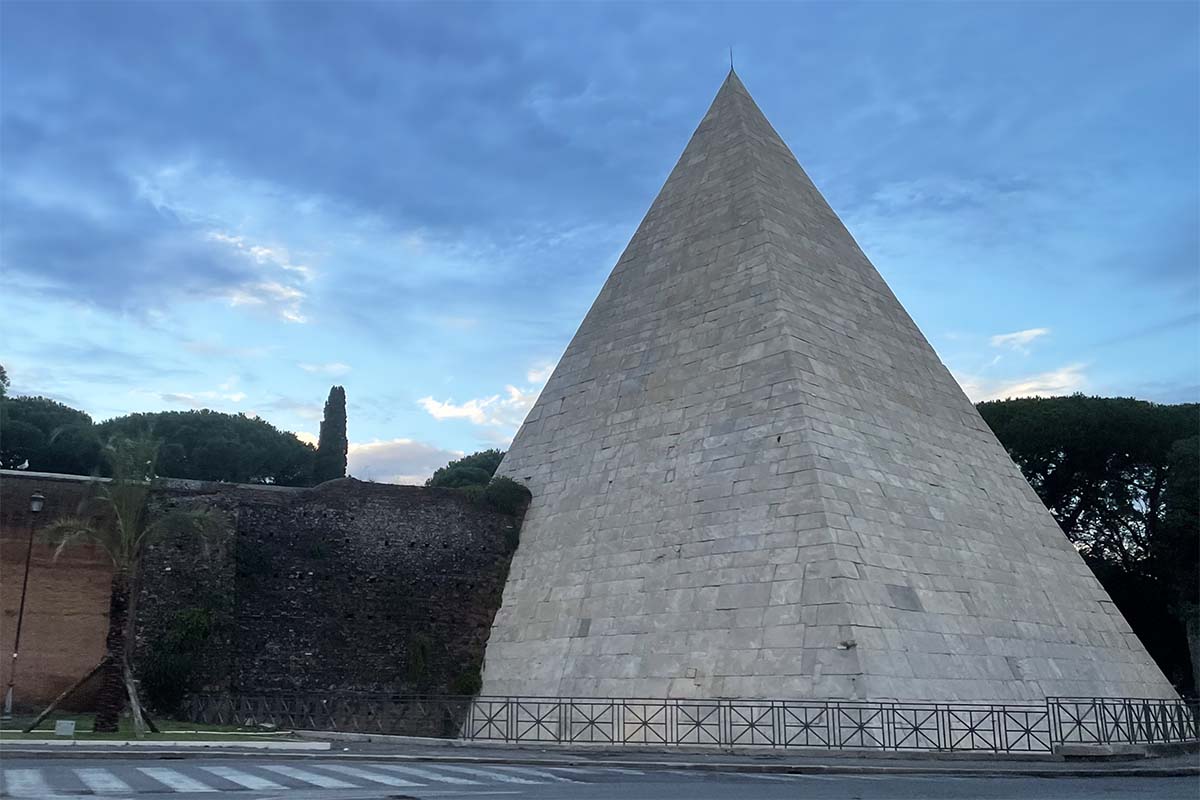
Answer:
0;473;112;711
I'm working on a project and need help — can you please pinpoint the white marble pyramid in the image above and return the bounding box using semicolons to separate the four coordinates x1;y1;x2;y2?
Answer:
479;71;1176;703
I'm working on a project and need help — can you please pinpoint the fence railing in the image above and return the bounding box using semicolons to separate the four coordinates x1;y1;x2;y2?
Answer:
185;693;1199;754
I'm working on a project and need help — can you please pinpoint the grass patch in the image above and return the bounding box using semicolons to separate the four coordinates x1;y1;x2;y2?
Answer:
0;712;292;740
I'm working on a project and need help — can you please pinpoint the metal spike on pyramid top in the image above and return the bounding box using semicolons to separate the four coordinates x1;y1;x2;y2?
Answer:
480;70;1176;702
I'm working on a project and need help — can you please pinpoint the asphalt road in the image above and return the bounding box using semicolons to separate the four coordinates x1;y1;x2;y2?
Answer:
1;756;1196;799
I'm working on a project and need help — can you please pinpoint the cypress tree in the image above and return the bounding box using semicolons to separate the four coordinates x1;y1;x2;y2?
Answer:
314;385;348;483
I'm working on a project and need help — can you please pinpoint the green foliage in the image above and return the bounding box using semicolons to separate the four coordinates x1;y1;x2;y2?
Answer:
99;410;316;486
313;386;348;484
978;395;1196;568
0;395;316;485
480;476;532;517
141;607;217;714
0;396;101;473
406;633;432;685
5;395;93;433
305;539;330;560
447;475;530;524
449;661;483;696
0;419;45;469
0;363;8;398
426;449;505;488
44;425;104;476
1155;436;1200;615
45;436;228;573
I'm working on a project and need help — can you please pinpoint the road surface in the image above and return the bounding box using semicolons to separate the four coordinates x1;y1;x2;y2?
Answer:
1;756;1195;799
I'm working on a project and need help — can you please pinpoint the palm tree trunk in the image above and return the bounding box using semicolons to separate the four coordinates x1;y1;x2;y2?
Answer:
21;658;109;733
93;571;132;732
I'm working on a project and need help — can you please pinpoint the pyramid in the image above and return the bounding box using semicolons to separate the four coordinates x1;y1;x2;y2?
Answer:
480;71;1176;703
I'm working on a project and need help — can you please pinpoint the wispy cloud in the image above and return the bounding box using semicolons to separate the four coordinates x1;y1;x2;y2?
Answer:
989;327;1050;353
348;438;463;485
225;281;308;323
419;385;538;429
299;362;352;376
207;230;312;323
526;363;555;383
161;389;247;406
182;339;274;359
956;363;1087;403
418;362;552;442
207;232;315;281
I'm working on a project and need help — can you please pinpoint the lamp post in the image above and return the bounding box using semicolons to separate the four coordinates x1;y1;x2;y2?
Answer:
3;491;45;719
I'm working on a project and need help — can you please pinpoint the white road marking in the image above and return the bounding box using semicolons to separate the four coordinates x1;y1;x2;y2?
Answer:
493;766;581;783
74;768;133;794
373;764;483;784
258;764;358;788
198;766;284;790
434;765;546;784
317;764;424;787
137;767;218;793
3;769;56;798
740;773;796;781
541;766;608;775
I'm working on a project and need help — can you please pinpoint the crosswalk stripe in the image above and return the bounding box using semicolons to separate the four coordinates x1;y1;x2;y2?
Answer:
3;769;56;798
492;765;581;783
137;767;218;793
317;764;423;787
198;766;284;790
434;764;545;784
541;766;605;775
258;764;357;789
74;768;133;793
372;764;482;785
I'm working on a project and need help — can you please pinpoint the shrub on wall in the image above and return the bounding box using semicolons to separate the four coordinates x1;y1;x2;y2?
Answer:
479;477;531;517
141;606;218;714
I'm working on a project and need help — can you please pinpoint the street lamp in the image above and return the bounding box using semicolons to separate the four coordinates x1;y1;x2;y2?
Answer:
3;492;46;719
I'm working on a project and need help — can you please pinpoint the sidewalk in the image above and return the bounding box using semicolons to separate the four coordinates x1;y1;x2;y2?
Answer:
4;733;1197;778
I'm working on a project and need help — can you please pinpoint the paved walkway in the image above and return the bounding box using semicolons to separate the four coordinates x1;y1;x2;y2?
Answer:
5;737;1197;777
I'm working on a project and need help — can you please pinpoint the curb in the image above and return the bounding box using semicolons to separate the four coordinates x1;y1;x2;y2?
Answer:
1;739;329;751
2;746;1196;778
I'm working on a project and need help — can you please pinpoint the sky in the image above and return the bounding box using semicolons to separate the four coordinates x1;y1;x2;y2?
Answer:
2;1;1197;484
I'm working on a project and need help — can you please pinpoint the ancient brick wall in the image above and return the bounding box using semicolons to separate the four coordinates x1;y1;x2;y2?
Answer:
0;470;523;712
0;472;113;710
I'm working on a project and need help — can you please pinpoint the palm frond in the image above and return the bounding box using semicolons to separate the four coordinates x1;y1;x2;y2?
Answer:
41;516;118;567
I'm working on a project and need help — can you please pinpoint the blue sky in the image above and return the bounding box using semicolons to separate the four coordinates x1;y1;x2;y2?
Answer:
2;1;1197;483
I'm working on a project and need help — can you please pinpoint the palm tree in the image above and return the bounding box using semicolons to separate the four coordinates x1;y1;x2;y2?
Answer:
24;436;226;735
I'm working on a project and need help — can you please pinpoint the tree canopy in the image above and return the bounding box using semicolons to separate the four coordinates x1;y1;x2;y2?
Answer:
978;395;1196;569
0;395;102;473
99;410;316;486
426;449;505;488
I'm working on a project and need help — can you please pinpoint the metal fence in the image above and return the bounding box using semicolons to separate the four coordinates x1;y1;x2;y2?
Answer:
185;693;1199;754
